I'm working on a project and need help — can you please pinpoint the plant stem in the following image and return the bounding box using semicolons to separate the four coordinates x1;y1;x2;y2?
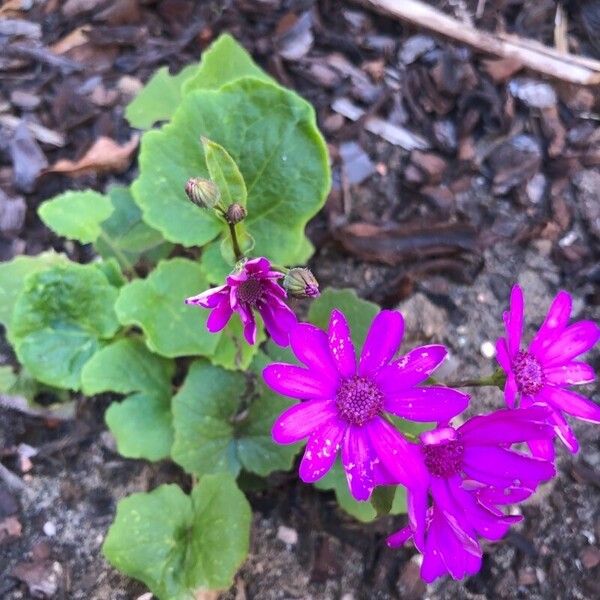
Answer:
228;221;244;262
443;372;505;388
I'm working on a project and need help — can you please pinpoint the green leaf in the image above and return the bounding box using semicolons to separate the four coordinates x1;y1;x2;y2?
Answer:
200;240;233;283
115;258;219;358
11;262;120;390
105;392;173;461
171;360;299;478
315;461;407;522
95;186;172;271
0;251;68;343
202;137;247;207
38;190;114;244
125;63;198;129
132;77;330;266
81;337;174;397
103;477;251;599
212;317;264;371
182;33;273;95
82;338;175;460
371;486;396;517
308;288;379;349
93;257;127;288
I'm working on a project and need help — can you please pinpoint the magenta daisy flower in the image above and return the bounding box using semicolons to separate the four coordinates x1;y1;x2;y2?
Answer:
185;257;297;346
263;309;469;501
387;406;555;583
496;285;600;457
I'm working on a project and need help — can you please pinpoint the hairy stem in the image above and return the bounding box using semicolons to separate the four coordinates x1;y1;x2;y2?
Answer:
228;222;244;262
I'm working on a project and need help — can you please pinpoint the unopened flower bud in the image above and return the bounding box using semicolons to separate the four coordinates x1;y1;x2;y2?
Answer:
185;177;220;209
226;203;247;225
283;267;320;299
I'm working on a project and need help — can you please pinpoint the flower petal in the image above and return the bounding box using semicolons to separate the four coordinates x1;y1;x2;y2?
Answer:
459;407;554;446
185;284;229;308
529;290;572;356
271;399;339;444
544;361;596;386
387;526;413;548
299;417;345;482
238;305;257;345
527;439;555;461
463;446;555;489
341;425;377;501
385;387;469;422
407;485;428;552
258;295;297;347
505;285;524;357
205;298;233;333
263;363;337;401
538;321;600;366
328;309;356;378
495;337;511;371
537;384;600;424
358;310;404;376
504;373;518;408
375;345;448;394
289;322;338;383
365;417;428;488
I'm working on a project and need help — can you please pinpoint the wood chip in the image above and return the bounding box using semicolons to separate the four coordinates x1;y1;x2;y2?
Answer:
331;97;429;150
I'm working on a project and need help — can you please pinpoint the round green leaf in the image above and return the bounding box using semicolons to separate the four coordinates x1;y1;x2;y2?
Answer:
0;251;68;343
105;392;173;461
103;478;251;599
38;190;114;244
132;78;330;266
114;258;219;358
182;33;273;95
171;361;299;477
81;337;174;397
11;262;120;390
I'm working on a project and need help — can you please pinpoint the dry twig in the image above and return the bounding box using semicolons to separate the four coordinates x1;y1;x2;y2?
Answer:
353;0;600;85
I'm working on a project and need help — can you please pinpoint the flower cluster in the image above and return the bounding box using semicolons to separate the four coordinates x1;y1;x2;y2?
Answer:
186;256;599;584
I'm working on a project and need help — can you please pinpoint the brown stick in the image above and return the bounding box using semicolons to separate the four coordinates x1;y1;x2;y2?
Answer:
353;0;600;86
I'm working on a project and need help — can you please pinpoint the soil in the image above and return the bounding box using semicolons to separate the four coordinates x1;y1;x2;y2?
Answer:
1;1;600;599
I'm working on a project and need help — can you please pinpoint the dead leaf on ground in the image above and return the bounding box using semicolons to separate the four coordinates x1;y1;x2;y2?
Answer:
0;515;22;543
45;134;139;177
50;26;91;55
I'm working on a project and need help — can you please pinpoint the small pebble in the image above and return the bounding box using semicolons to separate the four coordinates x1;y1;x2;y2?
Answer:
43;521;56;537
480;341;496;358
277;525;298;545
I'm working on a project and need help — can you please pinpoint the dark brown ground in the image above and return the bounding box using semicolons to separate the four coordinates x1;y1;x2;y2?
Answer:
1;1;600;599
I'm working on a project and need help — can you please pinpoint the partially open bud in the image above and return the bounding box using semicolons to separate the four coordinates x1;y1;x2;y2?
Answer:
283;267;320;299
226;203;247;225
185;178;221;209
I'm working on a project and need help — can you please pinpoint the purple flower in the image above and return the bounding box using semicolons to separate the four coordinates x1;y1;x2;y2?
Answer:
262;309;469;501
387;406;555;583
496;285;600;457
185;257;297;346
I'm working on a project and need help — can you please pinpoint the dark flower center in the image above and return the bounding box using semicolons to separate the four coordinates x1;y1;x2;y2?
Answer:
422;438;464;478
512;350;544;395
237;277;263;305
335;376;384;426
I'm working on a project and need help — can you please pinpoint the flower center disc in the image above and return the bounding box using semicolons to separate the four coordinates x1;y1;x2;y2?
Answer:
237;278;263;305
335;376;384;426
422;439;464;478
512;350;544;395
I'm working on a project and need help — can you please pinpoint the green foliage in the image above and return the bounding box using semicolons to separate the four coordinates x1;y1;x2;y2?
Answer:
125;63;198;129
202;137;247;208
11;262;120;390
315;462;407;522
171;360;299;477
95;186;172;271
82;338;175;459
103;477;251;599
182;33;273;94
0;251;68;343
38;190;114;244
308;288;379;348
132;77;330;265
